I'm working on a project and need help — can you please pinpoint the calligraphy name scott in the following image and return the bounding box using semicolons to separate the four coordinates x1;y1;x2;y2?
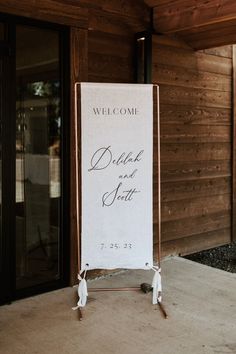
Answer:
88;146;144;171
102;182;140;207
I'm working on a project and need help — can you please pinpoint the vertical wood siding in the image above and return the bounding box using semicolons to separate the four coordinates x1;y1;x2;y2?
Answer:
152;35;232;257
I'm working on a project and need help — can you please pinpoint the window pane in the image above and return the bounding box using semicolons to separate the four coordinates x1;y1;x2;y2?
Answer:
0;23;5;40
15;25;61;289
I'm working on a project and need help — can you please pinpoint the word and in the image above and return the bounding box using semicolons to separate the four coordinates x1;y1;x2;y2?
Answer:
100;243;133;250
92;107;139;116
89;146;144;172
102;182;140;207
119;169;137;179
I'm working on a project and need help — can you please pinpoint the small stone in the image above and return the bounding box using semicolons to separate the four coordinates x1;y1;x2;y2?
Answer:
140;283;153;293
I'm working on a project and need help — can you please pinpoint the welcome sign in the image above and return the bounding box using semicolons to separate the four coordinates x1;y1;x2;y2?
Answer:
80;83;154;271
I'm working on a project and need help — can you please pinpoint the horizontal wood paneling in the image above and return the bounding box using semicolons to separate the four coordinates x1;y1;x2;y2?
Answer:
152;34;232;257
160;194;231;223
196;51;233;75
160;125;230;143
87;32;133;57
160;143;231;162
158;228;231;258
153;46;232;76
88;31;135;83
160;211;231;242
160;160;231;182
161;177;231;202
159;85;231;109
88;52;133;81
154;65;231;92
160;105;231;126
202;46;233;58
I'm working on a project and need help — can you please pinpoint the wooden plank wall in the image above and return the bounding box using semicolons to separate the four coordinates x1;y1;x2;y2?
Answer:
149;0;236;50
88;31;134;83
0;0;150;85
152;35;232;257
2;0;233;264
86;1;150;83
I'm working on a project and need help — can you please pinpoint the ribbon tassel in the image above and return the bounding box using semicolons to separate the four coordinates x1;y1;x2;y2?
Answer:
72;270;88;311
152;267;162;305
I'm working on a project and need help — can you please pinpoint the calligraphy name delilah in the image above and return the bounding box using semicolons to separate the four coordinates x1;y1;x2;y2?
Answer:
88;146;143;207
88;146;144;171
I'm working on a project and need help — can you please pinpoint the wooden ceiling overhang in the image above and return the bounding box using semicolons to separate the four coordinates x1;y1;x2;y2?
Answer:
144;0;236;49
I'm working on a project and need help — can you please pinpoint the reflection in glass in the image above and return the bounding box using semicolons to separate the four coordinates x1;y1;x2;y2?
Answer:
15;26;61;289
0;23;4;40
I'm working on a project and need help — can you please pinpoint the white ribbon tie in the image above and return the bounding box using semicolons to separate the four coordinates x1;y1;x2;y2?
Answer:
72;269;88;310
152;267;162;305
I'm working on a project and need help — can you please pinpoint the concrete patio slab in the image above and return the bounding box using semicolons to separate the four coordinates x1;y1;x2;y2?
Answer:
0;257;236;354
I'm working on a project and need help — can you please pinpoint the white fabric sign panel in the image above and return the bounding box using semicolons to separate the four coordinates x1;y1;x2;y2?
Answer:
81;83;154;270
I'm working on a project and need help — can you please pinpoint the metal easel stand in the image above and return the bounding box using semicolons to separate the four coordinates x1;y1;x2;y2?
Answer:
88;284;168;319
74;84;168;321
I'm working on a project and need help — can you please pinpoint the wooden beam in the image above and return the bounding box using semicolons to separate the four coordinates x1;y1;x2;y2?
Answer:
81;0;150;20
181;33;236;51
176;19;236;49
0;0;88;28
153;0;236;34
144;0;170;7
70;27;88;285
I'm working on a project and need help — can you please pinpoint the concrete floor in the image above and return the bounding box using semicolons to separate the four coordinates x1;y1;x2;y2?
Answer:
0;257;236;354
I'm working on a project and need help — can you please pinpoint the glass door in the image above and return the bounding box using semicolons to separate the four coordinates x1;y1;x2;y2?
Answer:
15;25;63;292
0;18;69;304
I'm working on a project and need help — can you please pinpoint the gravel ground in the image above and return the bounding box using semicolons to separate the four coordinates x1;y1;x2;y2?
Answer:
184;242;236;273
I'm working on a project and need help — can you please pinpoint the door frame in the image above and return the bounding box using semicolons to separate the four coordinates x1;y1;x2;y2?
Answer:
0;14;70;304
0;22;15;305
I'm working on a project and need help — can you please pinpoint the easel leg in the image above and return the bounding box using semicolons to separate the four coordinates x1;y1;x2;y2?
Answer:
78;308;83;321
158;302;168;319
